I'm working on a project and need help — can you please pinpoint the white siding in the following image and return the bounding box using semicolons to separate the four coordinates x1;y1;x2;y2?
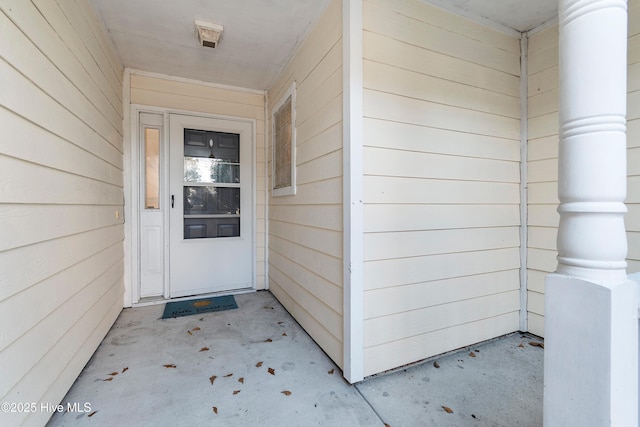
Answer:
628;2;640;276
526;2;640;337
267;0;344;368
130;74;267;290
362;0;521;376
526;25;559;337
0;0;124;425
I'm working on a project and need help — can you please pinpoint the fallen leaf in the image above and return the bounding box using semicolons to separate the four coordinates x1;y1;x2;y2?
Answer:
264;338;273;343
200;347;209;352
384;424;391;427
212;407;218;414
192;327;201;331
282;333;287;336
103;378;113;382
238;377;244;384
210;375;217;385
256;361;263;368
122;367;128;373
469;352;476;358
328;369;334;375
233;390;241;395
187;330;193;336
442;406;453;414
281;390;292;396
163;364;177;368
88;411;98;417
434;361;440;368
518;343;525;348
529;341;545;348
109;372;119;376
268;367;275;376
224;373;233;377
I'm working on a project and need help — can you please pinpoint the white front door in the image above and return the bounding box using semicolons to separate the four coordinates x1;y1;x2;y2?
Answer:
169;114;254;298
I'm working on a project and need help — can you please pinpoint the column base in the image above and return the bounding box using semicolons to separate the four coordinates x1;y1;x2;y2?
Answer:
544;273;639;426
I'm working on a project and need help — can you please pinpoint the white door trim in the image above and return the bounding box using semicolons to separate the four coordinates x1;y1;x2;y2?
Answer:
126;103;257;306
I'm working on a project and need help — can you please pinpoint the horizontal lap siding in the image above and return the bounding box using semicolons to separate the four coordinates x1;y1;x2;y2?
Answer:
362;0;521;376
267;0;344;368
526;25;559;337
629;2;640;277
0;1;124;425
129;74;267;289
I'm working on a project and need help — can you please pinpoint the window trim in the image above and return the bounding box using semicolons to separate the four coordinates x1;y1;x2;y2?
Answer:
271;81;296;197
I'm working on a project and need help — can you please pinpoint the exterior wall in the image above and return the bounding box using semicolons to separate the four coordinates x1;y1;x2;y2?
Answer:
267;0;344;368
526;1;640;338
0;1;124;425
362;0;522;376
526;25;559;337
129;73;267;290
628;2;640;274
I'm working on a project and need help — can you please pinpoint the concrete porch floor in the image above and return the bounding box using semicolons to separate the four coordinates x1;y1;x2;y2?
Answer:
47;291;543;426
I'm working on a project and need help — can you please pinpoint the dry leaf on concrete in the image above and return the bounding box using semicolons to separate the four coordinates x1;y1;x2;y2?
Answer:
122;367;128;373
238;377;244;384
256;361;263;368
469;352;476;358
529;341;544;348
434;361;440;368
442;406;453;414
268;367;275;375
210;375;217;385
163;364;177;368
328;369;334;375
212;407;218;414
233;390;241;395
264;338;273;343
224;373;233;377
281;390;292;396
200;347;209;352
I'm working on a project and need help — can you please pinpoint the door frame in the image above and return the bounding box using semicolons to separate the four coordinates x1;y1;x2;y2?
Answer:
126;103;257;306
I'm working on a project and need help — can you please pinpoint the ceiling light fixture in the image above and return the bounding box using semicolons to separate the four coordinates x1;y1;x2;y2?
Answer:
195;20;223;49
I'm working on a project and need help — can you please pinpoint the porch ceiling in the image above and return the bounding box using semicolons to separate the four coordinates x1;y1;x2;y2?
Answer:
88;0;558;90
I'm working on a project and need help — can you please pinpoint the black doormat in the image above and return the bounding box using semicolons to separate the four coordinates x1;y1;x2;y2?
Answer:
162;295;238;319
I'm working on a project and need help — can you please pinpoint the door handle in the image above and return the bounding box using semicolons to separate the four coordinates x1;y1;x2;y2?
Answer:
171;195;174;208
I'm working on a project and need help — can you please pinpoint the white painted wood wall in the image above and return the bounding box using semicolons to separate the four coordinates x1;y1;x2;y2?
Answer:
526;2;640;337
628;2;640;275
267;0;345;368
361;0;522;376
129;73;267;291
0;0;124;425
526;24;559;338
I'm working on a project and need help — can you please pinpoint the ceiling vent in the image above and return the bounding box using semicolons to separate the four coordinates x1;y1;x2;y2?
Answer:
195;20;223;48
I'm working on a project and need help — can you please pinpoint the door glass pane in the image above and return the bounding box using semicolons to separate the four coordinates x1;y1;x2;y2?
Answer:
144;128;160;209
183;187;240;215
183;129;240;239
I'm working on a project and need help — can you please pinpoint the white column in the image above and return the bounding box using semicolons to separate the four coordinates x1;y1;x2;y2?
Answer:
544;1;639;426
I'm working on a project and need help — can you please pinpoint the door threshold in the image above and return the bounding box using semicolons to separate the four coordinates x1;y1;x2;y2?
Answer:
133;287;255;308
